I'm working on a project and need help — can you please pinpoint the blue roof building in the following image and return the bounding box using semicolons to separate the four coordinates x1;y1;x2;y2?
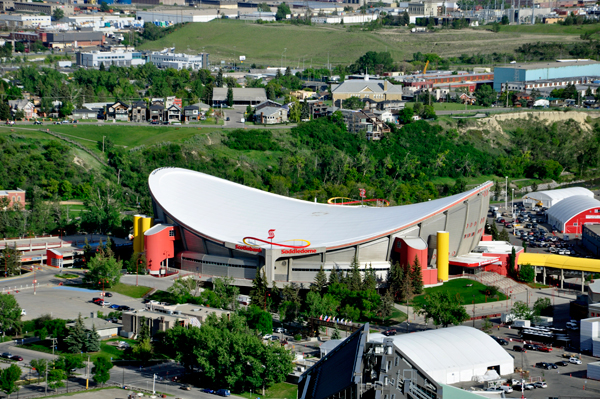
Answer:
494;60;600;91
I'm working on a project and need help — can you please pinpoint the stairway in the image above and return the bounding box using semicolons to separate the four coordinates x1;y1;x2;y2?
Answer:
461;271;529;295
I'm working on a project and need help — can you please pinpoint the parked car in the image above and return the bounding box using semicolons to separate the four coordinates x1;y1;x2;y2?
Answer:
201;389;214;394
270;336;280;341
10;355;23;361
97;301;111;306
180;385;191;391
109;304;120;309
274;327;287;333
534;381;548;388
537;346;553;352
92;297;103;303
569;357;582;364
536;362;552;370
262;334;272;340
103;292;113;297
1;353;12;359
556;361;569;367
5;120;14;125
513;345;525;352
33;121;42;125
523;344;536;350
383;329;397;336
496;338;509;346
216;389;231;397
118;305;132;311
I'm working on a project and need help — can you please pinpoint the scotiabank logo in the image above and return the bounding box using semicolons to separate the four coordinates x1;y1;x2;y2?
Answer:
281;248;317;255
235;244;262;253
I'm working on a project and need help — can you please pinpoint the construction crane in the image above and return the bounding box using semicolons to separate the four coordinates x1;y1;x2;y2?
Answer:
423;60;430;74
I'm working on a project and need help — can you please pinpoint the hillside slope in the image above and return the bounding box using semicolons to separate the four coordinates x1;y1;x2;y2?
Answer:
137;20;579;66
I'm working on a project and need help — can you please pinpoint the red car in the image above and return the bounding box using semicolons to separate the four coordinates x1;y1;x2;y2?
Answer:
537;346;552;352
10;355;23;361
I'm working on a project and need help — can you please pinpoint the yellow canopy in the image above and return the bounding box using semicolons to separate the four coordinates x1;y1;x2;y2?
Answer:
518;252;600;273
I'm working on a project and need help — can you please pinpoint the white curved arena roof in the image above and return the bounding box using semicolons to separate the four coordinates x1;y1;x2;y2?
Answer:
547;195;600;227
369;326;514;384
148;168;491;250
522;187;594;207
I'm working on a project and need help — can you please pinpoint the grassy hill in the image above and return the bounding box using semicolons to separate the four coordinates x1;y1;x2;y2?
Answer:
137;20;583;66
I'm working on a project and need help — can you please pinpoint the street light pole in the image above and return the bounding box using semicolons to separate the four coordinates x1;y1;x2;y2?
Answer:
505;176;508;214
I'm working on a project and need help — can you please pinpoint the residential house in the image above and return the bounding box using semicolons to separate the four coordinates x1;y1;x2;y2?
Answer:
130;101;147;123
255;105;288;124
72;109;100;120
307;100;328;119
183;105;199;122
165;104;181;123
8;99;36;119
255;100;283;112
290;90;316;101
331;75;404;107
106;101;130;121
149;101;164;122
457;93;476;105
339;109;391;141
66;317;121;339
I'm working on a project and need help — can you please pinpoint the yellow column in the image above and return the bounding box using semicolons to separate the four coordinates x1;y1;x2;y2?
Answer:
140;216;153;252
437;231;449;282
133;215;142;253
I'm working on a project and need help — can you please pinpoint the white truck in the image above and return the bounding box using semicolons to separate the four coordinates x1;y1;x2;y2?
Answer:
513;319;531;328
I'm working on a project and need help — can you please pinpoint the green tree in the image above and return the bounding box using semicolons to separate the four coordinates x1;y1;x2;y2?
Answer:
0;364;21;398
226;87;234;107
312;265;328;293
279;284;301;322
533;297;551;316
47;367;66;392
348;256;362;291
100;1;110;12
132;338;153;363
508;246;516;276
409;256;424;295
414;291;469;327
0;293;22;336
250;268;268;310
378;291;394;320
518;263;535;283
213;276;239;310
482;317;493;334
81;182;121;234
498;227;510;242
241;305;273;335
301;101;310;120
331;325;341;340
92;357;113;386
1;245;21;276
59;101;74;117
303;291;340;319
474;84;496;107
56;354;84;377
490;22;501;33
413;102;424;116
64;314;87;353
35;327;48;341
30;359;47;383
52;8;64;21
421;104;437;120
288;97;301;123
276;2;291;20
216;70;223;88
0;103;10;120
83;248;122;288
167;276;197;304
388;261;404;300
362;265;377;291
14;42;25;53
512;300;534;320
86;325;101;352
501;15;509;25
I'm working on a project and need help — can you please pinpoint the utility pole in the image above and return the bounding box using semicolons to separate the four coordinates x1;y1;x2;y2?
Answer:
86;355;90;389
45;363;48;395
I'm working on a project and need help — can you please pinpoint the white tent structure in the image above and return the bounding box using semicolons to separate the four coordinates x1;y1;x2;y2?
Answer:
522;187;594;208
546;195;600;234
369;326;514;384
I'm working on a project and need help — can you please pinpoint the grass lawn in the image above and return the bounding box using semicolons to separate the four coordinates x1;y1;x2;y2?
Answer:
527;282;549;289
95;337;137;361
55;274;79;279
411;278;508;307
240;382;297;399
109;283;153;298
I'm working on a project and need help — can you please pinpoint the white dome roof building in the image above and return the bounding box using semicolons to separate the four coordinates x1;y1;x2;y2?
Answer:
522;187;594;208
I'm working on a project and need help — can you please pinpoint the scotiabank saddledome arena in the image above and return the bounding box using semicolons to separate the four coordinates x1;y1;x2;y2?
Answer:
143;167;493;287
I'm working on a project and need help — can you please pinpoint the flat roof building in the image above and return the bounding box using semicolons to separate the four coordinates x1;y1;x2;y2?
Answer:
494;60;600;91
77;49;145;68
148;51;209;71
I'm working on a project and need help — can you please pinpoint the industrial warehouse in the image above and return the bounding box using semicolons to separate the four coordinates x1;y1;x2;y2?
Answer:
135;167;501;287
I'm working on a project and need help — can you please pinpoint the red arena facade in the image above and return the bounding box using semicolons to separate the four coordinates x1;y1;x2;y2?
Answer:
143;168;494;287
